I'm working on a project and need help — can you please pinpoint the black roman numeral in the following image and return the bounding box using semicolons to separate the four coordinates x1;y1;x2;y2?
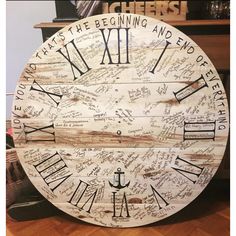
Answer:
149;40;171;74
24;123;55;143
34;152;72;192
173;74;208;103
68;180;97;213
30;80;63;107
172;156;204;184
112;191;130;218
150;185;169;210
184;121;216;141
57;39;91;80
100;28;130;65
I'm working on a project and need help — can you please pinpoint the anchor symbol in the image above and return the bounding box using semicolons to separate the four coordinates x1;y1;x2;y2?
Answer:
109;168;130;189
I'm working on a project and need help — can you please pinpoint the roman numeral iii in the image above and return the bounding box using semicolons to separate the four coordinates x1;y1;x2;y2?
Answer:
183;121;216;141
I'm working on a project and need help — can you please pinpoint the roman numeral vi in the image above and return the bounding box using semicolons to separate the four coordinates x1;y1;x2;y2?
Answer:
112;191;130;218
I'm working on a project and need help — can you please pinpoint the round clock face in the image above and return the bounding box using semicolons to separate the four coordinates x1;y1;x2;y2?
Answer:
12;13;229;227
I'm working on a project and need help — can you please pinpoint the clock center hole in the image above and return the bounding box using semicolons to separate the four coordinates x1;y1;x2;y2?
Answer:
117;130;122;135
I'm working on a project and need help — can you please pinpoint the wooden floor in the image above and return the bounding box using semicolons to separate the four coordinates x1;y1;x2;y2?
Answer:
6;180;229;236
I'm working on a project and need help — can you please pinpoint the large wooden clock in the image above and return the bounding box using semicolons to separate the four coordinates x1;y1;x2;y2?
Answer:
12;13;229;227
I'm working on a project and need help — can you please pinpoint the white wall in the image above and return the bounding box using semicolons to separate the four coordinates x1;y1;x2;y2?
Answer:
6;1;56;119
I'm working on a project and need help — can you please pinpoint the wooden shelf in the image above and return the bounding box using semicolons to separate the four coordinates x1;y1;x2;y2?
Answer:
34;19;230;29
168;19;230;26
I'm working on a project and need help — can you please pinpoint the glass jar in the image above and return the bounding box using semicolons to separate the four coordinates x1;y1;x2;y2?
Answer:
204;1;230;19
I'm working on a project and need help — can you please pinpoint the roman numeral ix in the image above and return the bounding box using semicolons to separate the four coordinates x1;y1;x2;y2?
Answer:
23;123;55;143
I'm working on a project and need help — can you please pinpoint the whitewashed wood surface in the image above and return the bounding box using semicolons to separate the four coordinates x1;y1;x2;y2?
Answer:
11;13;229;227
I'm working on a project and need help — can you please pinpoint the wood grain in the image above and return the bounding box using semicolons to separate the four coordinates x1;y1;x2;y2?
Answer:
34;20;230;71
33;20;230;29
